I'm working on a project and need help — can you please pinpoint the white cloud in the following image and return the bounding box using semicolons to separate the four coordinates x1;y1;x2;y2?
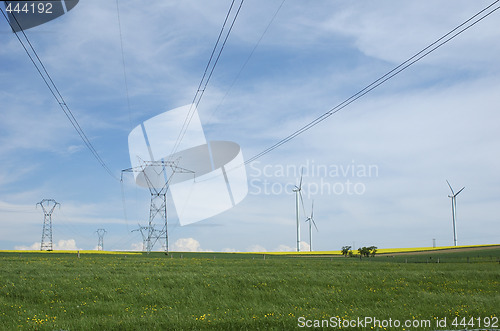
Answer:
246;244;267;252
315;1;500;66
274;241;310;252
55;239;80;250
300;241;311;252
130;242;144;252
15;239;80;250
171;238;212;252
275;244;293;252
221;248;240;253
14;242;39;250
66;145;84;154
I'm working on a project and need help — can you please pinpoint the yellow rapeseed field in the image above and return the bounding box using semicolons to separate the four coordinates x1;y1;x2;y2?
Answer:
248;244;499;255
0;250;141;255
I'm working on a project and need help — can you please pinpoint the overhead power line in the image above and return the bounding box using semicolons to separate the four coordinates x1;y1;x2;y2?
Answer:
115;0;133;129
206;0;286;125
169;0;245;158
244;0;500;165
0;8;118;180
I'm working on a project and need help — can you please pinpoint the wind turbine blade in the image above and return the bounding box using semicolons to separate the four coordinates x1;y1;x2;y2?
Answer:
299;168;304;190
446;180;455;195
311;200;314;219
455;187;465;196
299;190;307;217
312;218;318;231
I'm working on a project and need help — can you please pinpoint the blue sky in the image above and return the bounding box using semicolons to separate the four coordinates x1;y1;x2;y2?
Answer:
1;0;499;251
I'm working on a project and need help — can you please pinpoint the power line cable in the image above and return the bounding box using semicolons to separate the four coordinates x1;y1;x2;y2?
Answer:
206;0;286;125
0;8;118;180
195;0;244;109
168;0;237;158
115;0;133;129
169;0;245;158
193;0;237;107
244;0;500;165
115;0;139;231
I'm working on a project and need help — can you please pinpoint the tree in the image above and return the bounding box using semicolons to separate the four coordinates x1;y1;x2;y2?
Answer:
358;246;377;258
358;247;366;257
341;245;352;257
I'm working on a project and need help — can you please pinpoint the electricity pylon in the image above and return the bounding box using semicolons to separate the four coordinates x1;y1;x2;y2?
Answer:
96;229;107;251
131;224;150;251
122;160;193;254
36;199;60;251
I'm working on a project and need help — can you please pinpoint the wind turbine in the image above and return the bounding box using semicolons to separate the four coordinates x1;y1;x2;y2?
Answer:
305;200;318;252
446;180;465;247
292;169;306;252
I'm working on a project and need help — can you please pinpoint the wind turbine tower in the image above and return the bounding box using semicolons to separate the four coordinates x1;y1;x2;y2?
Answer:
292;169;305;252
36;199;60;251
96;229;107;251
305;200;318;251
446;180;465;247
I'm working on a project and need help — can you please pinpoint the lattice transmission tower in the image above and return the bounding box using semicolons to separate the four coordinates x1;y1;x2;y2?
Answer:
131;224;150;252
36;199;60;251
96;229;107;251
122;160;193;254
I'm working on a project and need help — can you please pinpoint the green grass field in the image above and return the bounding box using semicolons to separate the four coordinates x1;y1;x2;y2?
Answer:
0;247;498;330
